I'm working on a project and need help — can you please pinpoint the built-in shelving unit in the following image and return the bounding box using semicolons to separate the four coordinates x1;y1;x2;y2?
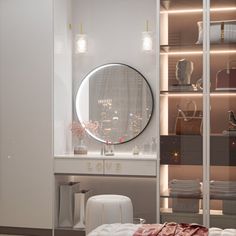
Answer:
159;0;236;228
160;43;236;54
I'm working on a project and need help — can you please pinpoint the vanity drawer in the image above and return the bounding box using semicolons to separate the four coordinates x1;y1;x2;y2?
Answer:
54;158;104;175
104;159;156;176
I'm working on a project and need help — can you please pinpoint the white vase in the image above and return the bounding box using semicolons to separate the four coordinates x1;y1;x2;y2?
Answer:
58;182;80;227
73;192;85;229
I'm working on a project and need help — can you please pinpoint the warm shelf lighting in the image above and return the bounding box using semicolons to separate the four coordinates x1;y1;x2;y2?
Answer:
160;7;236;14
160;50;236;56
160;93;236;97
160;51;202;55
211;50;236;54
160;93;202;97
210;93;236;96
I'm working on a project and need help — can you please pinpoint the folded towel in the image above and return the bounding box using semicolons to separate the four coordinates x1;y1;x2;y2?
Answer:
210;181;236;187
170;179;200;185
170;187;201;192
169;179;201;190
210;193;236;198
170;190;201;196
210;186;236;192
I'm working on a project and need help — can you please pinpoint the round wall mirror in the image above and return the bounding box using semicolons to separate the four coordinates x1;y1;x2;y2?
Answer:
76;63;154;144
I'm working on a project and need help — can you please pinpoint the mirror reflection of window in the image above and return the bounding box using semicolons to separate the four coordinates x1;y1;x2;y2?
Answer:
76;64;153;144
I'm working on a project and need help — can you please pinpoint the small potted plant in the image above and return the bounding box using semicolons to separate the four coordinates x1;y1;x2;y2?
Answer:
70;121;88;155
70;121;99;155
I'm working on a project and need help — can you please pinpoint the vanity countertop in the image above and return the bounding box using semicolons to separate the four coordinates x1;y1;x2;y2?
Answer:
54;152;157;161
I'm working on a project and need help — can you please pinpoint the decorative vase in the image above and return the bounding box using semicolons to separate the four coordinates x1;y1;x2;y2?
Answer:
73;192;86;229
74;139;87;155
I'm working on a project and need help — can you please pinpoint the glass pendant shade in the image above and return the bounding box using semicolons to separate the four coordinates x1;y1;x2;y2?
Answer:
75;34;87;54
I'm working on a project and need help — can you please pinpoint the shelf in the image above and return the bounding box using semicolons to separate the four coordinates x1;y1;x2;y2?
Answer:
160;91;236;96
161;189;236;201
160;0;236;11
161;189;202;199
160;135;236;166
161;208;236;216
211;91;236;95
160;91;202;95
160;43;236;55
160;208;236;228
161;0;202;11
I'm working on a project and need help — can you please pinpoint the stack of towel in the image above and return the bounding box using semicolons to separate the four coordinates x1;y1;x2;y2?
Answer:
210;180;236;215
210;181;236;198
169;179;202;196
169;179;201;213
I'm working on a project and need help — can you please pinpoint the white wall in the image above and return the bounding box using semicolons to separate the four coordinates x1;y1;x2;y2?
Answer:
71;0;157;152
0;0;53;228
54;0;73;155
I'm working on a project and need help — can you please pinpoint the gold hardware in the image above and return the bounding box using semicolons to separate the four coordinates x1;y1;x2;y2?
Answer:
106;162;112;170
80;23;83;34
221;22;224;43
96;162;103;171
146;20;149;31
87;162;92;171
116;163;121;172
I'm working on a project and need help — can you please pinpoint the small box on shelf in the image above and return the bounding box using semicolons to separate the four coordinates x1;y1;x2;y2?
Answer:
172;198;200;213
223;200;236;215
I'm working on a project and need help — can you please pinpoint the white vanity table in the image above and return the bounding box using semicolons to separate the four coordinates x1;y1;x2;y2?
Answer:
54;154;157;177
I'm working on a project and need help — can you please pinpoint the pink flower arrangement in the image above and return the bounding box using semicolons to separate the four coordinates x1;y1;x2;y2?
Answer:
70;121;86;139
70;121;99;139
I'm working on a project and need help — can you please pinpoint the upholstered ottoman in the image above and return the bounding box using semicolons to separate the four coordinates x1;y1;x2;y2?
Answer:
85;195;133;234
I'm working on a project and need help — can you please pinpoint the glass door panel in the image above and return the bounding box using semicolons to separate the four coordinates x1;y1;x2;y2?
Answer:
210;0;236;228
159;0;204;224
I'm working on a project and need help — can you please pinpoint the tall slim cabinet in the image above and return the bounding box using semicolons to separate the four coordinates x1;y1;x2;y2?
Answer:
0;0;53;230
158;0;236;228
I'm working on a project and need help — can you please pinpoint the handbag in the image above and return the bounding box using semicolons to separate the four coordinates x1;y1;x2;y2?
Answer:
216;61;236;91
175;101;202;135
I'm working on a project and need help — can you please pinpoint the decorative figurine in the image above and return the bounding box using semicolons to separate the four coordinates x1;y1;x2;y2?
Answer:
170;59;196;91
176;59;194;85
228;110;236;130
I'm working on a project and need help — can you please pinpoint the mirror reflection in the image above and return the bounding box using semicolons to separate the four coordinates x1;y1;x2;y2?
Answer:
76;63;153;144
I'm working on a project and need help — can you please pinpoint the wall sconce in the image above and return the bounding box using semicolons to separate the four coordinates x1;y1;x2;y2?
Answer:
142;20;153;52
75;23;87;54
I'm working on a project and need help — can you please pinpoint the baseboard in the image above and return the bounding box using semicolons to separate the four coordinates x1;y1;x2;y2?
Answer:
0;226;85;236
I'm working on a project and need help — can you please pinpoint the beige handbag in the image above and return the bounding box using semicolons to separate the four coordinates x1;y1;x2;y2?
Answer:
175;101;202;135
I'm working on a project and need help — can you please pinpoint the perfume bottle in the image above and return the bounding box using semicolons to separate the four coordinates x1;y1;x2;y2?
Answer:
104;142;114;156
151;137;157;153
132;145;139;155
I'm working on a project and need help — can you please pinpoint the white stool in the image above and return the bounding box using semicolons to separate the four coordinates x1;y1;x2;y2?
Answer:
85;194;133;234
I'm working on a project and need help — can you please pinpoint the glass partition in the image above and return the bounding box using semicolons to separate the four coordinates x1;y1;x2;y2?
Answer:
159;0;204;224
209;0;236;228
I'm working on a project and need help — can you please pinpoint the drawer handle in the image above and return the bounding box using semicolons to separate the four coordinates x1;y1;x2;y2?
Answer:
106;162;112;170
116;163;121;172
87;162;93;172
96;163;103;171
